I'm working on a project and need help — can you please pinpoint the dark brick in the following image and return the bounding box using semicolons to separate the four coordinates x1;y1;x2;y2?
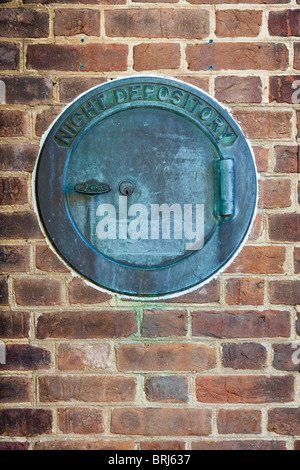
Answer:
0;178;28;205
59;77;106;103
0;376;32;403
15;279;63;306
270;280;300;305
0;76;53;104
269;9;300;36
34;440;135;450
269;214;300;241
133;43;180;71
145;376;188;402
166;279;220;304
36;245;69;273
222;343;267;369
68;277;111;304
58;408;104;434
268;408;300;435
215;76;262;103
270;76;300;104
273;343;300;371
0;344;51;371
0;278;9;305
35;107;62;137
192;440;286;451
0;9;49;38
274;146;299;173
0;111;27;137
142;309;187;337
295;248;300;273
218;410;262;434
140;441;185;450
0;409;52;436
0;442;29;450
0;311;30;338
54;8;100;36
0;245;29;273
0;212;42;240
0;42;20;70
0;144;38;172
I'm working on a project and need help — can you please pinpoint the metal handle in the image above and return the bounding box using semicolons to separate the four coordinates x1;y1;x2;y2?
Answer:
74;182;111;195
215;159;235;218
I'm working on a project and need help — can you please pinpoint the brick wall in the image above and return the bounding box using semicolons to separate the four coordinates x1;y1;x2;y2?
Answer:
0;0;299;451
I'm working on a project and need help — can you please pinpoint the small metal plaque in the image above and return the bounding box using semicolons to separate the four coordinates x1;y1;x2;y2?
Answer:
35;76;257;299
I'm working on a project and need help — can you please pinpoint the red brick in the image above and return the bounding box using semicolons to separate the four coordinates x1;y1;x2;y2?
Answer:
270;76;300;104
59;77;107;103
294;45;300;70
295;441;300;450
0;9;49;37
253;146;269;172
192;310;290;338
0;376;32;403
274;146;299;173
140;441;185;450
248;213;264;240
187;0;289;4
14;279;63;306
0;110;27;137
218;410;262;434
270;280;300;305
68;277;111;304
37;311;137;339
192;440;286;451
36;245;69;273
196;376;294;403
58;408;104;434
0;442;29;450
295;247;300;273
34;440;135;450
145;376;188;403
269;9;300;36
0;311;30;338
176;76;209;92
105;9;209;39
166;279;220;304
268;408;300;435
0;409;52;436
35;107;62;137
117;343;216;372
186;43;288;71
54;9;100;36
58;343;111;371
141;309;187;337
258;179;291;209
216;10;262;37
0;344;51;371
0;212;42;240
222;343;267;369
269;214;300;241
39;376;136;403
215;76;262;104
0;177;28;205
226;246;286;274
0;144;38;172
133;43;180;71
0;246;30;272
0;42;20;70
273;343;300;371
27;44;128;72
232;110;292;139
0;277;9;305
0;76;53;104
24;0;125;3
226;278;264;305
111;408;212;436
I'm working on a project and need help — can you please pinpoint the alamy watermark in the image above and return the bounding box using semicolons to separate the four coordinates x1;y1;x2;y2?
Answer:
0;80;5;104
292;341;300;366
292;80;300;104
0;340;6;365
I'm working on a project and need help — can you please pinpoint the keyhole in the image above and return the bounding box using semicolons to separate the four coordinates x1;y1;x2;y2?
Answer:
119;181;134;197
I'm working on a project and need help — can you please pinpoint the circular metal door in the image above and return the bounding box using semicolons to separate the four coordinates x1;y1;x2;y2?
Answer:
35;76;257;299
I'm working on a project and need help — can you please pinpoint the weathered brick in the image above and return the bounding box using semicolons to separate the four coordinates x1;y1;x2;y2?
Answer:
166;279;220;304
258;179;291;208
141;309;187;337
0;42;20;70
196;376;294;403
145;376;188;403
216;10;262;37
269;9;300;36
68;277;111;304
253;146;269;172
34;440;135;450
111;408;212;436
0;344;51;371
27;44;128;72
0;76;53;104
36;245;69;273
222;343;267;369
0;9;49;38
268;408;300;435
274;146;299;173
37;311;137;339
58;408;104;434
176;76;209;92
14;279;63;306
225;246;286;274
105;9;209;39
0;442;29;450
140;441;185;450
192;311;290;338
186;43;288;71
0;377;32;403
116;343;216;371
59;77;106;103
226;278;265;305
35;107;62;137
218;410;262;434
0;311;30;338
295;247;300;273
54;9;100;36
39;376;136;403
248;213;264;240
0;246;30;272
192;440;286;451
232;110;292;139
58;343;111;371
270;280;300;305
0;111;27;137
273;343;300;371
0;178;28;206
294;44;300;70
215;76;262;103
270;76;300;104
0;212;42;240
24;0;125;3
295;441;300;450
0;277;8;305
133;43;180;71
0;409;52;436
0;144;38;172
269;214;300;241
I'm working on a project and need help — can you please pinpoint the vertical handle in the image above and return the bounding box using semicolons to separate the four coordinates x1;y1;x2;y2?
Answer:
216;159;235;218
